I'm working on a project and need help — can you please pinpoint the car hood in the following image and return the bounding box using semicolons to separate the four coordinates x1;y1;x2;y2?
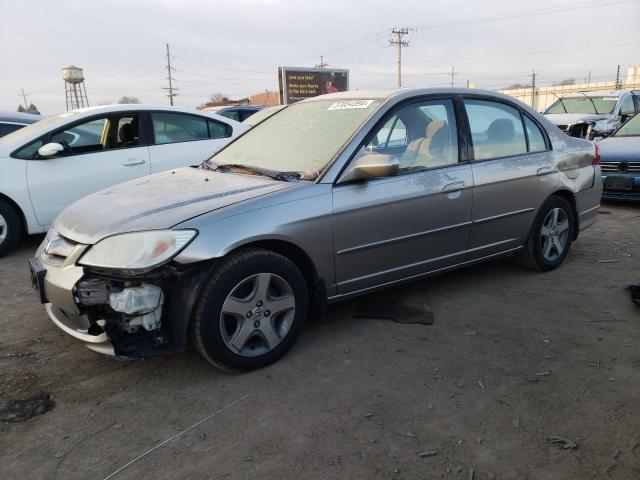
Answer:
54;166;293;244
544;113;611;125
599;136;640;163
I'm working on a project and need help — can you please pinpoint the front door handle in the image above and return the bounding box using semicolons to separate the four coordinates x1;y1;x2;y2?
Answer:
442;181;466;193
536;166;553;175
122;158;146;166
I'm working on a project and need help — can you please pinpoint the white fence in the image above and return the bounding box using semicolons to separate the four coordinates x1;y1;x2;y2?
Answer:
498;65;640;112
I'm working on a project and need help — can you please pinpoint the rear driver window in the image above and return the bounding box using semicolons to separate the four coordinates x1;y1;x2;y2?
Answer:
464;99;527;160
524;116;547;152
152;113;209;145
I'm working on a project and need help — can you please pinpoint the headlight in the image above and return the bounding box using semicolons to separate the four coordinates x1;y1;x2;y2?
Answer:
594;118;618;133
79;229;197;270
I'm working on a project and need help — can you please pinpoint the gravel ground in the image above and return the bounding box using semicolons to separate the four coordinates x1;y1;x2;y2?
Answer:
1;202;639;480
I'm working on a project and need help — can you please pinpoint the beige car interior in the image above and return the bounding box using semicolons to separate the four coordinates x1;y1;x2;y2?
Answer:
399;118;456;170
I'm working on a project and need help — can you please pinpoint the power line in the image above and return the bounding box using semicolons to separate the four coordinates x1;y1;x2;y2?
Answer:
412;0;636;30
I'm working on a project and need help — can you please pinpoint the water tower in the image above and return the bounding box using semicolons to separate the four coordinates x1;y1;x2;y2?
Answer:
62;66;89;110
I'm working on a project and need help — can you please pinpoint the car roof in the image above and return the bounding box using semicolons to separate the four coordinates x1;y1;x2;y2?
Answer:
0;111;42;123
0;104;244;154
302;87;525;105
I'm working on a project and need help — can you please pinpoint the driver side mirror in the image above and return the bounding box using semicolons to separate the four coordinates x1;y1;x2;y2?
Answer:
339;153;399;183
38;142;64;158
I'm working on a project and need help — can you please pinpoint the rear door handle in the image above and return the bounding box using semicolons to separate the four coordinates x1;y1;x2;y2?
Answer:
122;158;146;166
537;166;553;175
442;181;466;193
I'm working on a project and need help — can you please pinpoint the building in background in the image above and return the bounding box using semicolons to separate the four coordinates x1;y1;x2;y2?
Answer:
249;90;280;106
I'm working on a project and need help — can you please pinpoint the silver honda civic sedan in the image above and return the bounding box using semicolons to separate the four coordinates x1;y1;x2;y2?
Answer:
30;88;602;370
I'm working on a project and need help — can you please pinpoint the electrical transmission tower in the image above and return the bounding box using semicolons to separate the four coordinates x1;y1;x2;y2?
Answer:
315;56;329;69
389;27;411;88
18;88;31;108
162;43;178;106
448;66;457;87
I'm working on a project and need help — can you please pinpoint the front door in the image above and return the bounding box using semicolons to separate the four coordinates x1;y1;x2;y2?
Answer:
27;113;150;227
332;97;473;295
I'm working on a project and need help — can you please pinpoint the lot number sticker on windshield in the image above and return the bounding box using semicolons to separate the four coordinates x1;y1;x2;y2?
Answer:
328;100;375;110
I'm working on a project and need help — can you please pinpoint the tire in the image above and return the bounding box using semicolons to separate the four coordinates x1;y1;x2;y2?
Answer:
0;200;21;257
191;248;308;371
518;195;575;272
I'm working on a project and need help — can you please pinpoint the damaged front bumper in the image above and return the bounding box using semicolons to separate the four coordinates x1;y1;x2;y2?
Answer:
31;235;209;358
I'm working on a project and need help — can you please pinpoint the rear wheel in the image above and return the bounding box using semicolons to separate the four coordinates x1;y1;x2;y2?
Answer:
191;249;308;371
518;196;574;272
0;200;21;256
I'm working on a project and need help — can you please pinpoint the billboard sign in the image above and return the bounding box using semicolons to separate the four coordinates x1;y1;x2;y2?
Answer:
278;67;349;104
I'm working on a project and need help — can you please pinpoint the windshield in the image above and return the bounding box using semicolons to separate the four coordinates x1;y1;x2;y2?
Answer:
613;113;640;137
0;110;78;147
209;99;382;176
545;96;618;115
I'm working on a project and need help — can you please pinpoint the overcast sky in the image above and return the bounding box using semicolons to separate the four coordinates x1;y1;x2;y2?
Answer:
1;0;639;114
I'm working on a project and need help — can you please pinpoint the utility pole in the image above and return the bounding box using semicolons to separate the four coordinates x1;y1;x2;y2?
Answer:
448;66;457;87
389;27;410;88
162;43;177;106
530;69;536;109
615;64;621;90
18;88;30;108
315;56;329;69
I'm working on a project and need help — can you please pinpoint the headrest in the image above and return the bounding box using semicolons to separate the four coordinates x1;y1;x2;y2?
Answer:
488;118;514;141
119;123;135;143
426;119;446;138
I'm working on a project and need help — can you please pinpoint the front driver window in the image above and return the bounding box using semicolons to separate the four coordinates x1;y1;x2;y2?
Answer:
50;118;108;154
359;98;459;174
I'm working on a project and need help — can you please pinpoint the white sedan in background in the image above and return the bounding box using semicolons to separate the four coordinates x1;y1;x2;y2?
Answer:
0;104;248;254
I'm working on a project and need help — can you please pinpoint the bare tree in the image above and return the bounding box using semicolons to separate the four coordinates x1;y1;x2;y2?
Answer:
118;96;141;104
505;83;532;90
209;93;230;105
552;78;576;87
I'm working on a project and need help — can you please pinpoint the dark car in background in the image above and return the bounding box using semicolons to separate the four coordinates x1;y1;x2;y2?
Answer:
0;111;41;137
599;112;640;200
203;105;265;122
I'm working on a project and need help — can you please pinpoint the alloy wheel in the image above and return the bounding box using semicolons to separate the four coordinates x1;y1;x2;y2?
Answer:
540;207;570;262
219;273;296;357
0;213;7;244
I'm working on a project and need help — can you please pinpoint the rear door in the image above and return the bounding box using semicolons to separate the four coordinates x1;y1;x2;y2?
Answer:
147;112;235;173
332;97;474;295
462;97;556;257
25;112;150;226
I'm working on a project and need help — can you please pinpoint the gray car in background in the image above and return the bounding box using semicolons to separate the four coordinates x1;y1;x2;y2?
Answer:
30;88;602;371
599;112;640;200
0;111;41;137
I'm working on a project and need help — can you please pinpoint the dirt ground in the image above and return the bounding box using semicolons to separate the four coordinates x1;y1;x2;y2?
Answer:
1;202;639;480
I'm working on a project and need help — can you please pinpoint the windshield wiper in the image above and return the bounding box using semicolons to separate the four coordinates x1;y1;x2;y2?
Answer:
212;163;296;182
578;92;600;114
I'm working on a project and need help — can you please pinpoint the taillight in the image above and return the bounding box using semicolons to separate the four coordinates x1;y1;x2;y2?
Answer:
593;143;601;166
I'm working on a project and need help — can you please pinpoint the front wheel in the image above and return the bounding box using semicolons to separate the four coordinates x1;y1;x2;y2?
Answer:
0;200;21;256
518;196;575;272
191;249;308;371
